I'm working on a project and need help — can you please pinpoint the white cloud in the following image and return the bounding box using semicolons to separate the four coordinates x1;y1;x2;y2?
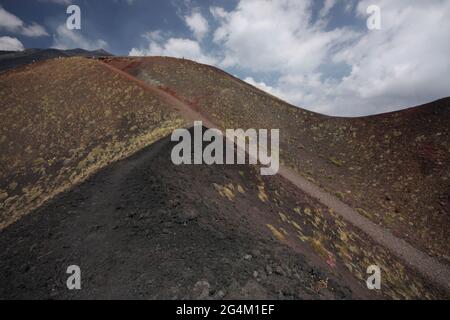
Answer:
127;0;449;115
52;25;107;50
210;7;227;20
129;36;216;65
142;30;164;42
185;10;209;41
324;0;450;115
0;6;48;37
0;36;24;51
0;6;23;31
211;0;357;74
319;0;337;18
21;22;49;37
209;0;450;116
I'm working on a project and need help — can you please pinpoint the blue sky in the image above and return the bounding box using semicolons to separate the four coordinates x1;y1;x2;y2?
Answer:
1;0;449;116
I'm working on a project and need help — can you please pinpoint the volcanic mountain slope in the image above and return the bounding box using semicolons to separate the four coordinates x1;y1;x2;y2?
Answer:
0;48;112;73
0;56;448;299
106;57;450;264
0;57;186;229
0;131;362;299
0;128;444;299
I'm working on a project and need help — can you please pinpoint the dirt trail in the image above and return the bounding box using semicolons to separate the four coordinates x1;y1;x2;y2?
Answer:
1;131;364;299
278;166;450;292
100;59;450;294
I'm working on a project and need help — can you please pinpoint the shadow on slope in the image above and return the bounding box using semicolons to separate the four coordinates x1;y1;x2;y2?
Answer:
0;129;444;299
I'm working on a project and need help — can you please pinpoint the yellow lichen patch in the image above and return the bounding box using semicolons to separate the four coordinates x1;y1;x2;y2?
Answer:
312;215;321;228
356;208;371;219
266;224;286;241
348;244;360;255
0;190;8;201
23;186;43;201
335;191;345;200
297;232;309;242
304;207;312;216
8;182;18;190
237;184;245;194
336;244;352;260
344;262;354;273
338;230;349;242
278;212;288;223
329;157;344;167
293;207;301;214
280;227;289;236
213;183;235;201
257;185;269;202
291;221;302;231
309;237;330;260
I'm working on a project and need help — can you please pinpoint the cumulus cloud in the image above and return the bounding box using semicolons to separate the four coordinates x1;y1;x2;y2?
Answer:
129;36;216;65
209;0;450;116
185;10;209;41
127;0;449;115
212;0;358;74
209;7;227;20
142;30;164;42
52;24;107;50
129;9;214;63
325;0;450;115
21;22;49;37
0;6;48;37
0;6;23;31
319;0;337;18
0;36;24;51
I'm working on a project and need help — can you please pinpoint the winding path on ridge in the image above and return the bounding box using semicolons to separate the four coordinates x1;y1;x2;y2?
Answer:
100;59;450;293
